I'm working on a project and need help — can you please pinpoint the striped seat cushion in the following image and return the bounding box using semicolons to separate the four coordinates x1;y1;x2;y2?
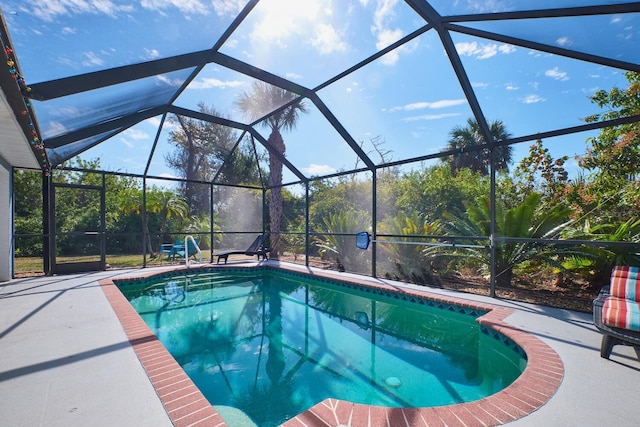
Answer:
602;266;640;331
610;265;640;300
602;297;640;331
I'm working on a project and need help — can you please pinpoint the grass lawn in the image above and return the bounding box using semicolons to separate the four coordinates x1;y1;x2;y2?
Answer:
14;250;215;276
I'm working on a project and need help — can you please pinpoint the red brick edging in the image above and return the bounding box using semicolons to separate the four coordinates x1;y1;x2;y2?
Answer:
100;279;227;427
100;264;563;427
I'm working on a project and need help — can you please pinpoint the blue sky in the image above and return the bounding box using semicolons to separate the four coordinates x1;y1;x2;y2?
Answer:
2;0;638;186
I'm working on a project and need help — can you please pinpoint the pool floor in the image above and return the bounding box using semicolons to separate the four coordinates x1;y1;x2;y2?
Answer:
100;263;563;427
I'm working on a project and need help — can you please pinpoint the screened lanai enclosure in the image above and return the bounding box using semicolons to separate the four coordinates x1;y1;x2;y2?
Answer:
2;1;640;297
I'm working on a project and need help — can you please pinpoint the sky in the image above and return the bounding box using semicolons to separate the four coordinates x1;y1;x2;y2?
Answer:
2;0;639;187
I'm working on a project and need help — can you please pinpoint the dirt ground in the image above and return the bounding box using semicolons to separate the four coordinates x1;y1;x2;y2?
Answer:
436;273;597;313
277;254;598;313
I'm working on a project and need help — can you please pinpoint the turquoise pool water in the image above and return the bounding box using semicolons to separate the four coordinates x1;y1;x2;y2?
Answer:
117;268;526;427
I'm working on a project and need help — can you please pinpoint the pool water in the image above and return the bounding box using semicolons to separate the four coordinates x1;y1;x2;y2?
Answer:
118;269;526;427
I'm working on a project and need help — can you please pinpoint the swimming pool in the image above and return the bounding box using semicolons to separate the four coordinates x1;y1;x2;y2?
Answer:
116;267;527;427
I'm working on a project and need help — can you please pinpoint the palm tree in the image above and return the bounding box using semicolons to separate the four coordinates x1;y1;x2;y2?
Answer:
235;82;308;257
119;187;156;256
377;210;442;282
440;193;574;288
562;218;640;287
447;118;513;175
148;189;189;253
314;210;368;272
119;187;188;257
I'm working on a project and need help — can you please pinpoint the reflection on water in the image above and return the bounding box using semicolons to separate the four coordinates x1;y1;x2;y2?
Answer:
119;270;525;427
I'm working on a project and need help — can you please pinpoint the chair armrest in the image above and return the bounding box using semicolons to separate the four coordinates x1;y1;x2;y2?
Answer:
598;284;610;296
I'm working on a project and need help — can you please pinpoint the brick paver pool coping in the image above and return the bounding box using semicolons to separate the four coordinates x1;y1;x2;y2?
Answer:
100;263;563;427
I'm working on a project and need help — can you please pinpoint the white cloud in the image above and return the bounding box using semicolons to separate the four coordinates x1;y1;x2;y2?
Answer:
144;116;163;128
312;23;347;54
455;41;516;59
156;74;185;87
22;0;200;22
123;128;148;140
303;163;336;176
556;37;572;47
376;28;405;65
212;0;246;16
188;77;245;89
61;27;76;35
247;0;347;56
145;48;161;59
402;113;461;122
120;139;135;148
224;38;238;49
285;72;303;80
43;121;67;138
505;83;519;91
140;0;209;15
369;0;416;66
250;1;319;44
81;51;105;67
147;175;180;189
28;0;127;21
545;67;569;81
499;44;516;54
390;99;466;112
520;94;545;104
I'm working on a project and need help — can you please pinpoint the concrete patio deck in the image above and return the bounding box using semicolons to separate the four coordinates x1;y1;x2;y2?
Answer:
1;262;639;426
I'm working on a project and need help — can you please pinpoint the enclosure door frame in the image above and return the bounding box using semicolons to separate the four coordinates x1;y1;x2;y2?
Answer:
46;178;106;275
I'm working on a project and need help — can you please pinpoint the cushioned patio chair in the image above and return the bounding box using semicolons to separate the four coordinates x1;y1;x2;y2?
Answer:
214;234;270;264
592;265;640;359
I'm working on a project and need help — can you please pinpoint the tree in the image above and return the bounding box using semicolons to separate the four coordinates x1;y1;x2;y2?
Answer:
514;139;569;205
446;118;513;175
166;103;238;216
376;211;442;283
562;218;640;287
313;210;368;272
235;82;308;257
118;186;187;257
147;189;189;253
13;169;44;257
440;193;574;288
578;71;640;221
394;164;489;222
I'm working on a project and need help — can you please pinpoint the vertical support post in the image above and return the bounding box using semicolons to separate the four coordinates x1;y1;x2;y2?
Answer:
262;187;268;237
142;176;147;268
209;182;214;263
1;161;14;281
489;149;497;298
100;172;106;270
371;169;377;278
305;182;310;268
42;171;52;275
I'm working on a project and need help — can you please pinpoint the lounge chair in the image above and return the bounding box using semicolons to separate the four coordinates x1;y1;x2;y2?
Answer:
215;234;269;264
592;265;640;359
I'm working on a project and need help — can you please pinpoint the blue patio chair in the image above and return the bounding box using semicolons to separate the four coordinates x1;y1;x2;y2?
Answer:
160;239;182;260
174;237;201;261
